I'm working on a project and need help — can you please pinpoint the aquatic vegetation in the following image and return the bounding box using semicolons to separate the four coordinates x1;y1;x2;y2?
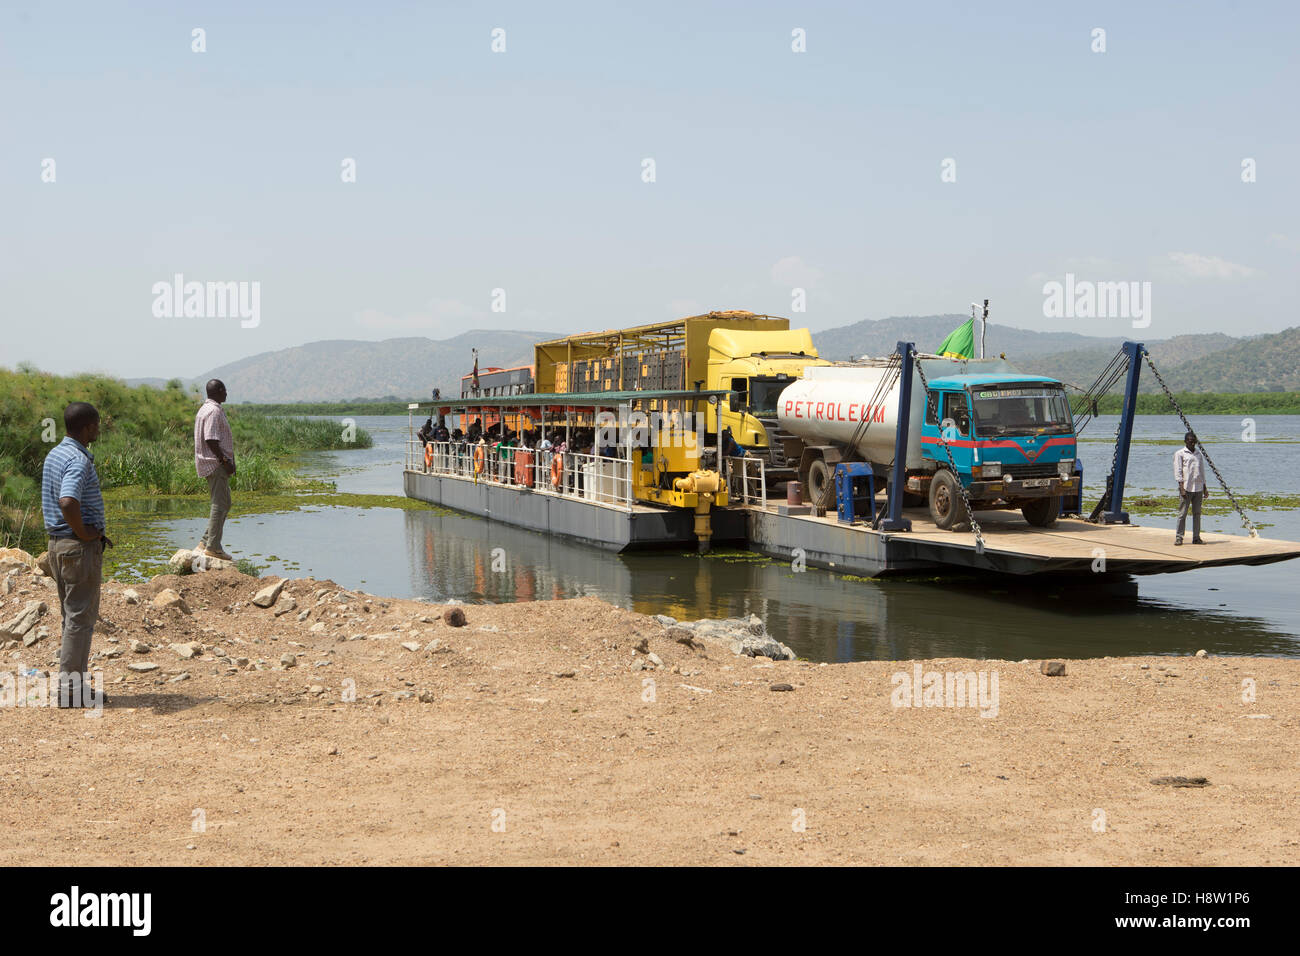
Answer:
0;365;371;552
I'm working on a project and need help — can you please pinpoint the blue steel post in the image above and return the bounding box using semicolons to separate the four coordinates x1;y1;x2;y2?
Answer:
879;341;914;532
1103;340;1144;524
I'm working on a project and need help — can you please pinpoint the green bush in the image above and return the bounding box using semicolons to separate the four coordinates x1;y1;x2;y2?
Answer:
0;367;369;550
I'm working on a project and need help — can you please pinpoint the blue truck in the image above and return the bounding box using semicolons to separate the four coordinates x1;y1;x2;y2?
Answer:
777;361;1081;528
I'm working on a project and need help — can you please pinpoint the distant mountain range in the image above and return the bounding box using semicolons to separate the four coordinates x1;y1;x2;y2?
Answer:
125;316;1300;402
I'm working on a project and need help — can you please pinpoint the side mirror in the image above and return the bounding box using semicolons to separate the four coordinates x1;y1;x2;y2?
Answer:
728;393;740;412
958;412;970;435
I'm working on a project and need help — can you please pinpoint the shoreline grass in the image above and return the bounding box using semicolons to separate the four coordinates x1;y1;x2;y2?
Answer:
1;366;371;554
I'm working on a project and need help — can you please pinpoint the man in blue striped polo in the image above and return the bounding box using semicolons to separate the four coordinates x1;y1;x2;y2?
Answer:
42;401;111;709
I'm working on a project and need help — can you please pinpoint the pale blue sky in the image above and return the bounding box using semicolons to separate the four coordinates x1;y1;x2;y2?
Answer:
2;0;1297;377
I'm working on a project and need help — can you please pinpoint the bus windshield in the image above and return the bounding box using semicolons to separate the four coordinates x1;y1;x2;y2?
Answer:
971;385;1073;437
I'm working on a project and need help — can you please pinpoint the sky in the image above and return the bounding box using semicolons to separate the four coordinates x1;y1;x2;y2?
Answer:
2;0;1298;378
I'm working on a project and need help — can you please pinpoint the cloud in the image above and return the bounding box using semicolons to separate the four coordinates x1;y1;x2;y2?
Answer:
1163;252;1260;280
770;255;824;288
354;298;476;330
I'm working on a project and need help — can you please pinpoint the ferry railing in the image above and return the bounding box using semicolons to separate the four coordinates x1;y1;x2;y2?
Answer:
410;441;633;510
726;455;767;509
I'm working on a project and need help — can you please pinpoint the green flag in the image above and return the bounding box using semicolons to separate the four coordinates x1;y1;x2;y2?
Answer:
937;317;974;359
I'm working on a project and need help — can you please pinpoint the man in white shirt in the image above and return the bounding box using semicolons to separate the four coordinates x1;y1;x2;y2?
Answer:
194;379;236;561
1173;430;1209;545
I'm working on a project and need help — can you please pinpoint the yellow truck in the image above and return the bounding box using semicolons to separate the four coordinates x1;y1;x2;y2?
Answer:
533;311;829;480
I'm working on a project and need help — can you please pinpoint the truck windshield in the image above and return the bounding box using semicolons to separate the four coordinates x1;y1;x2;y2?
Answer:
749;377;791;417
971;385;1073;437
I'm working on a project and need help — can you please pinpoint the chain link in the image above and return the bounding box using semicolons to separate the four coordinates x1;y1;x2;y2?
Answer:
914;357;985;553
1141;350;1259;537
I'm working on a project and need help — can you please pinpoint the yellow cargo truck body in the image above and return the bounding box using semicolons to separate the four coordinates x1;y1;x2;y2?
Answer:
534;311;824;446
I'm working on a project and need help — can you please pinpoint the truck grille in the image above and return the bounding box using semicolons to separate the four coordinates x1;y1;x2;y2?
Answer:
996;461;1061;479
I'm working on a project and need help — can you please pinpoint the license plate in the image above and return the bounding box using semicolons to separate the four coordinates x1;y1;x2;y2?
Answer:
1022;478;1051;488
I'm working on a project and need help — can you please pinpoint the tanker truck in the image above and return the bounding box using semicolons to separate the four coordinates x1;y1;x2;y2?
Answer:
776;357;1080;529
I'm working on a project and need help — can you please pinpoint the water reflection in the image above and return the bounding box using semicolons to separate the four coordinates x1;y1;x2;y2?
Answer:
402;509;1297;661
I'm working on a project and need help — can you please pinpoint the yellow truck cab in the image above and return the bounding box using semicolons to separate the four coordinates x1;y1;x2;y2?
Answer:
708;326;828;449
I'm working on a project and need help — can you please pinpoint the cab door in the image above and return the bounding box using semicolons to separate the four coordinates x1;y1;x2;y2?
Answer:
922;389;974;473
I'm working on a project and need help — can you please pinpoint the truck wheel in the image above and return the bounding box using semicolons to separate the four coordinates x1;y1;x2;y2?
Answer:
928;470;968;530
1021;496;1061;528
808;459;835;509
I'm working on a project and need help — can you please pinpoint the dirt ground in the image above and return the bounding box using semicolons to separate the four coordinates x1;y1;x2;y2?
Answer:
1;561;1297;866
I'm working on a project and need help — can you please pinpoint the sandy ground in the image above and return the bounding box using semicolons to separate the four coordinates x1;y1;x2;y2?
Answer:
1;561;1297;866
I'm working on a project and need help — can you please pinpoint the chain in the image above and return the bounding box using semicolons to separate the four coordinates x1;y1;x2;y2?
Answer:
1142;350;1259;537
914;356;985;553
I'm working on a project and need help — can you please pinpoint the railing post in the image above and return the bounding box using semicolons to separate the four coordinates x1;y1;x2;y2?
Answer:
1103;340;1144;524
879;342;914;532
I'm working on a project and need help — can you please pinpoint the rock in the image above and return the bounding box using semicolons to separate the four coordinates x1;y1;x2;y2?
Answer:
235;657;250;667
130;640;151;654
168;672;191;683
36;551;52;576
443;607;467;627
0;548;39;573
127;662;159;673
297;609;310;622
280;653;297;668
253;580;286;608
654;614;677;627
0;574;11;597
309;622;326;633
731;635;796;661
309;685;324;696
1040;661;1067;677
123;589;141;605
669;627;703;649
24;624;49;648
676;615;795;660
1195;649;1208;658
770;683;795;692
634;636;651;654
273;595;298;617
418;691;436;703
646;652;663;668
152;589;191;614
101;647;123;659
1150;776;1209;788
425;639;451;654
168;548;236;575
169;641;202;660
0;600;47;641
400;641;421;652
555;669;577;678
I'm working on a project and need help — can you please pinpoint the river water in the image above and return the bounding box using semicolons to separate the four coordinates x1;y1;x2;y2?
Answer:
138;414;1300;661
